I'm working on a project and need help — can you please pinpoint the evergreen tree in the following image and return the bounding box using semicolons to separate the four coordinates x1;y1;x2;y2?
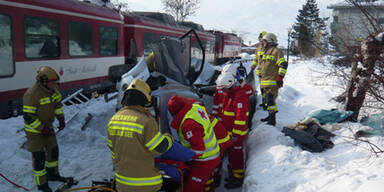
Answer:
291;0;328;57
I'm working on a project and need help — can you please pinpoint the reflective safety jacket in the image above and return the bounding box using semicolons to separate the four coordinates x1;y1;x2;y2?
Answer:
221;86;249;139
23;83;64;134
258;46;288;88
171;103;220;162
252;44;265;76
107;105;172;192
212;88;227;121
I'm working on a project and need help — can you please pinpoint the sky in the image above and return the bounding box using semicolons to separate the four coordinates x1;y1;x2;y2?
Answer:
2;54;384;192
121;0;343;46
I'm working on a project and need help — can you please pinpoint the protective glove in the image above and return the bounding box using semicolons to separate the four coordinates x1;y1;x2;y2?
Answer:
277;75;284;88
58;116;66;131
42;126;53;136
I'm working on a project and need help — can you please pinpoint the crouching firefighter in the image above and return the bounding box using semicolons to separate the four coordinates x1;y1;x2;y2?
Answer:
107;78;174;192
23;66;69;192
168;95;221;192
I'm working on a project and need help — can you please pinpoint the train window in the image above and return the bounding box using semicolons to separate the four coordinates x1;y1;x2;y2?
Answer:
68;22;93;56
143;32;160;56
0;14;13;77
99;26;117;56
24;16;60;59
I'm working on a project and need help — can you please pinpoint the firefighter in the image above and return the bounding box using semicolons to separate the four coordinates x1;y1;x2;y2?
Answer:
168;95;221;192
23;66;68;192
257;32;288;126
252;31;268;110
107;79;173;192
217;72;250;189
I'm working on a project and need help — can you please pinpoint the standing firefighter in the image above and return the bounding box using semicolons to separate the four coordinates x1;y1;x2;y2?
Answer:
252;31;268;110
23;66;68;192
257;32;288;126
107;79;173;192
168;95;221;192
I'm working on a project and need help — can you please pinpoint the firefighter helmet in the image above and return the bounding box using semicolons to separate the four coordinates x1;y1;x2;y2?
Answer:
216;72;235;89
258;31;267;41
126;78;151;103
36;66;59;83
262;33;278;44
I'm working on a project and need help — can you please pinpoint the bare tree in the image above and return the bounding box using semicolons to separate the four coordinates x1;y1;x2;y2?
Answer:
161;0;200;22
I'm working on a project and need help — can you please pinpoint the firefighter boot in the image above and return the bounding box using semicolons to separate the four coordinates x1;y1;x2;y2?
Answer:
267;112;276;126
261;111;277;126
224;177;243;189
47;168;71;182
37;183;52;192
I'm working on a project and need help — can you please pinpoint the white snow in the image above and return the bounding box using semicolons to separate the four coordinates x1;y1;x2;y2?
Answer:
1;57;384;192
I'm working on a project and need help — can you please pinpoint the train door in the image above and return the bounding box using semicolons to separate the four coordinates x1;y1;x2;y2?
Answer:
0;13;15;118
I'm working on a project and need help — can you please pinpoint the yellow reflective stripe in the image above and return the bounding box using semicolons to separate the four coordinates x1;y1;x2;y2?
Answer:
246;112;249;116
55;108;64;115
211;118;218;127
108;121;143;134
262;55;275;61
206;177;214;184
260;80;277;86
234;120;246;125
145;132;165;151
52;93;62;102
223;111;235;116
279;68;287;75
257;51;264;56
115;173;162;186
23;105;36;113
33;169;46;186
25;119;42;133
228;131;232;137
45;161;58;168
40;97;51;105
217;135;230;144
267;105;277;111
233;169;244;178
107;139;112;148
277;57;286;66
111;151;115;159
255;69;261;75
232;129;247;136
26;119;41;129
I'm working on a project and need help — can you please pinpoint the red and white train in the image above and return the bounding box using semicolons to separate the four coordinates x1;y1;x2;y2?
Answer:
0;0;242;119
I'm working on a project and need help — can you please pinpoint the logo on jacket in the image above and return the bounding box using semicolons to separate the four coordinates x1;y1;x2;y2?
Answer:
197;109;207;120
186;130;193;139
237;103;243;108
192;176;202;182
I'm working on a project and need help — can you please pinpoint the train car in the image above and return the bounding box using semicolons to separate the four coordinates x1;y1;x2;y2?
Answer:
0;0;124;118
209;30;242;64
122;12;216;63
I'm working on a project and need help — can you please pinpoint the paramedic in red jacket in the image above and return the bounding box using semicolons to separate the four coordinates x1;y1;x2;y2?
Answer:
217;72;251;189
168;95;221;192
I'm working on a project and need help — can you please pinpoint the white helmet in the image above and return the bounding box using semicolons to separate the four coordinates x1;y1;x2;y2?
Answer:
216;73;235;89
221;64;237;76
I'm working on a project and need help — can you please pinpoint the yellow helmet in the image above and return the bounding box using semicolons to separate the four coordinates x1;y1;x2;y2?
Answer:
262;33;278;44
126;79;151;103
36;66;59;82
258;31;267;41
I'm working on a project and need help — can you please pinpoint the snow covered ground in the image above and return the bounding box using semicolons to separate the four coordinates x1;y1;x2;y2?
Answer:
1;56;384;192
